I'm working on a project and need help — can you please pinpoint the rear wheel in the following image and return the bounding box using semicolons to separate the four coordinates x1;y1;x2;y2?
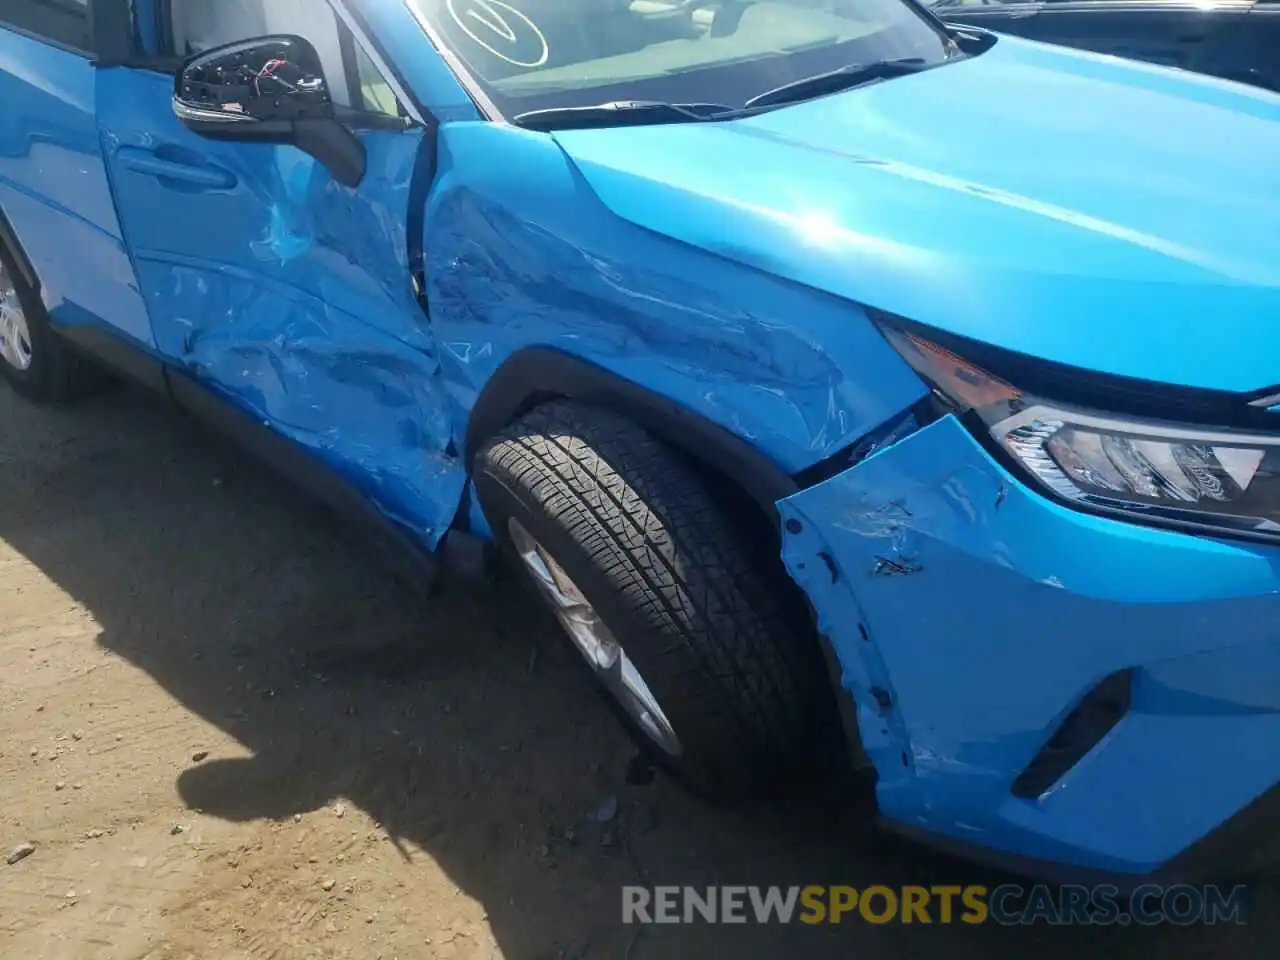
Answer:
0;242;106;402
474;401;827;800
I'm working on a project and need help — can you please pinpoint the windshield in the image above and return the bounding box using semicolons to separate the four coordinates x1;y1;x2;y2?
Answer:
404;0;954;116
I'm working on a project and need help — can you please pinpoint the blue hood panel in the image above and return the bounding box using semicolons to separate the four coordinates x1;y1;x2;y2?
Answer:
553;36;1280;394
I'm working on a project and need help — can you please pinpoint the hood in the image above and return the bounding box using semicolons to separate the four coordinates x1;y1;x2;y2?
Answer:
552;35;1280;395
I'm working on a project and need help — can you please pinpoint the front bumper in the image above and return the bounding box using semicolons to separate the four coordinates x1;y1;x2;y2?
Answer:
779;413;1280;879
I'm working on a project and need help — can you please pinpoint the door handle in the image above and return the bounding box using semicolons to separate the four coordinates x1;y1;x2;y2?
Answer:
117;148;237;190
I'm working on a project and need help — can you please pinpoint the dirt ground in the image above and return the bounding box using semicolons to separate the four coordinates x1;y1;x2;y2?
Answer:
0;383;1273;960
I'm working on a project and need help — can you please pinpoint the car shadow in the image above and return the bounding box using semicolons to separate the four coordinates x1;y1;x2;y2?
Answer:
0;384;1271;959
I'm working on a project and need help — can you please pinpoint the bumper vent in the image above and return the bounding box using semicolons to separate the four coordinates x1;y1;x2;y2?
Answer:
1012;669;1133;800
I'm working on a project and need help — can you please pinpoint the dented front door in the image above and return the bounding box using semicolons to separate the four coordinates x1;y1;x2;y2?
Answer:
94;48;463;546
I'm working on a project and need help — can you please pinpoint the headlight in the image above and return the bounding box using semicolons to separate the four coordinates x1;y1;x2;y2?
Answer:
878;323;1280;539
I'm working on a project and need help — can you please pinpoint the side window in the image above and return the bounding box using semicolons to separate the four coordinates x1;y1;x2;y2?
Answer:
349;37;404;117
167;0;268;57
166;0;403;116
0;0;93;51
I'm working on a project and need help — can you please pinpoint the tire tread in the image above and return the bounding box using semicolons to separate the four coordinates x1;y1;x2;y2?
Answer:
478;402;822;796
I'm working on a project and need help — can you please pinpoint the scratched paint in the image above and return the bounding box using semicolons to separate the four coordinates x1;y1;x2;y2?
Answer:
427;120;929;475
780;415;1280;874
96;67;463;546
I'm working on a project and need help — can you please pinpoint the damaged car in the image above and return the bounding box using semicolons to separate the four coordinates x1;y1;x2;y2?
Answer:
2;0;1279;882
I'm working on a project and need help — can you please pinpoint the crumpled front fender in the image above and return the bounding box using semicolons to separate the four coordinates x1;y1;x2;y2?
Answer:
427;121;929;479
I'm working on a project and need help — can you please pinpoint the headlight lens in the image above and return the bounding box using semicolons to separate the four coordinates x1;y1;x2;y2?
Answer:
879;324;1280;538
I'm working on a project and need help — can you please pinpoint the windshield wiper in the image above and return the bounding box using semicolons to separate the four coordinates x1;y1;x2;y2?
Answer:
513;100;739;131
744;57;932;110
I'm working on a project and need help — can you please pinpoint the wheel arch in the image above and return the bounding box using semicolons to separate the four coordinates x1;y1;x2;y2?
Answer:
0;203;39;293
465;347;871;774
465;347;799;522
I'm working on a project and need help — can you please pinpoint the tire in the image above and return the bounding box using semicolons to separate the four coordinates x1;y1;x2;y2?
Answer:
474;401;827;801
0;238;106;402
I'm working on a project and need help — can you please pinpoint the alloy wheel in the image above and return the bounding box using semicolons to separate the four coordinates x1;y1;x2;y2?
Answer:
0;262;33;372
508;517;682;757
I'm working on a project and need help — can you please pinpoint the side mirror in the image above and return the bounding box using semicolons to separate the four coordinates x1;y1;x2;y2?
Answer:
172;35;366;188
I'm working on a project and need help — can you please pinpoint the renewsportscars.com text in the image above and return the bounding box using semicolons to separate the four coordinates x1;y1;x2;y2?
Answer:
622;883;1249;926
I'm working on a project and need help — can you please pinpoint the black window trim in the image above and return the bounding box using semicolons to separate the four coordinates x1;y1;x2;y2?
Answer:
328;0;430;125
0;0;96;58
336;21;368;113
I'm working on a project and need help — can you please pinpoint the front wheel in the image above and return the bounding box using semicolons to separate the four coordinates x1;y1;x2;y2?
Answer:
474;402;827;800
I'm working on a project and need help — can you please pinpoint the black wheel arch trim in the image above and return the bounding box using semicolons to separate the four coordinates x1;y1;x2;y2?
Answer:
466;348;873;777
0;205;39;293
465;347;799;520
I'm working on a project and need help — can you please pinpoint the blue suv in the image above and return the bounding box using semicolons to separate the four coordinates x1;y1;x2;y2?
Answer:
2;0;1279;883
